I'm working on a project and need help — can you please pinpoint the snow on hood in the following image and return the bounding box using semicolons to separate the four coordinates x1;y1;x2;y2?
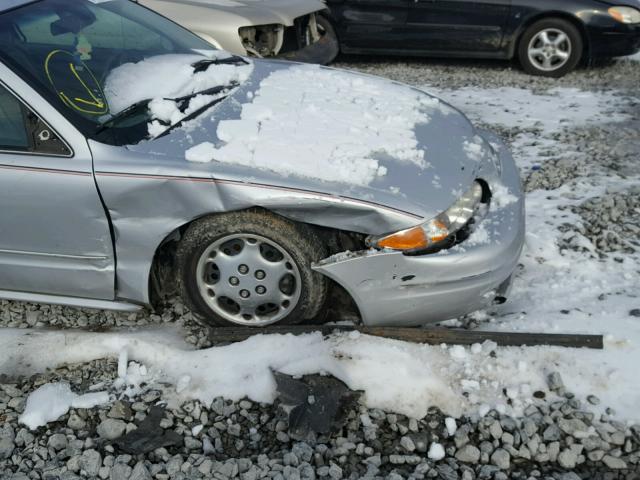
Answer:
103;53;253;115
185;64;442;187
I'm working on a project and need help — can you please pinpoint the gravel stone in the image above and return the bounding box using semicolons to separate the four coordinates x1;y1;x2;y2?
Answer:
400;435;416;452
602;454;627;469
110;462;132;480
557;449;577;469
586;395;600;405
97;418;127;440
546;372;564;392
0;425;16;460
79;449;102;477
489;421;503;440
558;418;588;436
67;413;86;430
48;433;68;451
455;445;481;464
490;448;510;470
129;462;152;480
542;425;561;442
108;401;133;420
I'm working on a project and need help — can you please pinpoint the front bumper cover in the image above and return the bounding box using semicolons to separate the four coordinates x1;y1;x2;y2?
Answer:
313;133;525;327
588;21;640;58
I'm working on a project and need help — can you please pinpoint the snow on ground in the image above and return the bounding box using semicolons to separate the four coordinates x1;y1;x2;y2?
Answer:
623;52;640;62
427;86;632;169
1;325;629;430
431;85;640;421
19;383;109;430
186;64;440;186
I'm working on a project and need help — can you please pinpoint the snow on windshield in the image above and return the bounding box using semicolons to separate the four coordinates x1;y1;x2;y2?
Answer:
185;65;440;186
103;53;253;115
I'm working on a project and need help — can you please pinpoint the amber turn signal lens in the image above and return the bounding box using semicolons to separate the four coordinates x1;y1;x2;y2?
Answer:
377;226;429;250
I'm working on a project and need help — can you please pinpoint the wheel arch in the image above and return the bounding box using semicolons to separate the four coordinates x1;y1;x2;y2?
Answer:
147;207;364;321
510;12;591;61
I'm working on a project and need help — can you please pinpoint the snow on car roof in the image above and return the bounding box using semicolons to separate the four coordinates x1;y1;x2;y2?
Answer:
185;64;442;186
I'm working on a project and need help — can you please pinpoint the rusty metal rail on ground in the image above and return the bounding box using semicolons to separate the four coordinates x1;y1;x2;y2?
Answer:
209;325;604;349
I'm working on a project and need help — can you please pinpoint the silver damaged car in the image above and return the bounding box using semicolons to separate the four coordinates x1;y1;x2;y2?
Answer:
137;0;339;64
0;0;525;328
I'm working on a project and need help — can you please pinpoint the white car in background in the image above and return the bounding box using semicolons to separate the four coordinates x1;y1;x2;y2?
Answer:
137;0;339;64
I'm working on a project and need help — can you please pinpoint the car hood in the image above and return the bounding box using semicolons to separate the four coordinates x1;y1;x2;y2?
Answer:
596;0;640;7
140;0;326;26
126;59;497;229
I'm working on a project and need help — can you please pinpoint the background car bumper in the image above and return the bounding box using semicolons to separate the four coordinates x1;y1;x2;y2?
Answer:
588;23;640;58
313;134;525;327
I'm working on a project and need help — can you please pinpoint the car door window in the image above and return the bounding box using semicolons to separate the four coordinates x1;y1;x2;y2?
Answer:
0;83;71;156
0;85;29;151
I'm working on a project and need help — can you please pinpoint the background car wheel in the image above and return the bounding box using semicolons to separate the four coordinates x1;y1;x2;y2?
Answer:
316;14;339;64
177;210;328;327
518;18;583;77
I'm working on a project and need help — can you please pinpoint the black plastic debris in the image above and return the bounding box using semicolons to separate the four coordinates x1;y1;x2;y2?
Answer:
114;405;182;454
274;371;361;441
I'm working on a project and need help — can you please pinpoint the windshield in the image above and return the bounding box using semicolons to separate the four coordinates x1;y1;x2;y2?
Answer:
0;0;246;145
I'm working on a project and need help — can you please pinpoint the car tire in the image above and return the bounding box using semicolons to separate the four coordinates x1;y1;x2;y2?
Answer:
176;210;328;328
518;18;583;77
316;14;339;64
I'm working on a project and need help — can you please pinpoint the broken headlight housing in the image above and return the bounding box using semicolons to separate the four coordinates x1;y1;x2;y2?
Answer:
370;181;486;253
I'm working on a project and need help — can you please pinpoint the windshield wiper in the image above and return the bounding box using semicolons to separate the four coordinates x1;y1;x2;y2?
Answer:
95;81;239;140
95;98;151;136
171;82;239;111
191;56;249;73
154;93;233;139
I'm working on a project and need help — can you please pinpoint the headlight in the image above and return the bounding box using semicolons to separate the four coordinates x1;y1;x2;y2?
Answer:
371;181;485;252
608;6;640;24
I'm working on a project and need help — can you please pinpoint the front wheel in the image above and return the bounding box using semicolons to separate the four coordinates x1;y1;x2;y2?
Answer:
176;211;328;327
518;19;583;77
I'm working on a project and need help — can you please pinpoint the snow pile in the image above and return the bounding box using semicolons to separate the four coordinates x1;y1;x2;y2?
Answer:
3;325;639;424
103;53;253;134
19;382;109;430
186;65;439;186
490;182;518;209
623;52;640;62
462;135;485;162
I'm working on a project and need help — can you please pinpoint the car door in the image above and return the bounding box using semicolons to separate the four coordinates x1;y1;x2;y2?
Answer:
406;0;511;53
0;79;115;300
326;0;411;50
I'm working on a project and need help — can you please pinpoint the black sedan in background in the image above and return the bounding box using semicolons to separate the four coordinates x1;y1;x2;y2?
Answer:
325;0;640;76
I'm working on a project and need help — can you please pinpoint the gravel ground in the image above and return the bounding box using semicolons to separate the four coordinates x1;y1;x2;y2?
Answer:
1;56;639;479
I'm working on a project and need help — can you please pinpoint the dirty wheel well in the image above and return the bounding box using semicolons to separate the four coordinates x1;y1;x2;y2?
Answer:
148;208;366;320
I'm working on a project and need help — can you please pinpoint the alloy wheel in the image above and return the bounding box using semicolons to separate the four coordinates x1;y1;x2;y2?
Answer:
527;28;572;72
